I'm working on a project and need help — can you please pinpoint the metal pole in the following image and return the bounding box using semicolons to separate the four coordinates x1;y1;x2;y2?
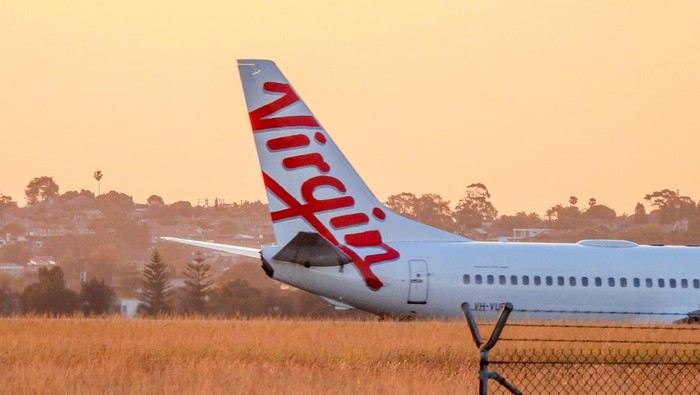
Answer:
463;302;520;395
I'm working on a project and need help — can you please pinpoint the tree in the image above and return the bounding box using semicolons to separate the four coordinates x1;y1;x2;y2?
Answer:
210;279;263;316
181;255;214;314
140;249;171;315
385;192;455;231
493;212;542;231
0;192;18;213
25;176;60;204
21;266;79;315
164;201;195;217
545;199;582;229
583;204;616;220
59;189;94;203
588;198;597;208
385;192;419;219
0;272;21;315
414;194;455;231
80;278;115;315
644;189;697;224
94;171;103;195
569;196;578;207
93;191;134;212
147;195;165;207
634;202;648;224
453;183;498;230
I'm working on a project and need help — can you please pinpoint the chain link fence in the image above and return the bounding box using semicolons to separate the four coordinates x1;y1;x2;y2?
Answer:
489;348;700;394
462;303;700;394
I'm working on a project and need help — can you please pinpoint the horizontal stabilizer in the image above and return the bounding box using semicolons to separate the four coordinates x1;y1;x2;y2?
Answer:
159;237;260;259
273;232;352;267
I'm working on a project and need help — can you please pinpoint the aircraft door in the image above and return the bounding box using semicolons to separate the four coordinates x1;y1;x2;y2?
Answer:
408;260;429;304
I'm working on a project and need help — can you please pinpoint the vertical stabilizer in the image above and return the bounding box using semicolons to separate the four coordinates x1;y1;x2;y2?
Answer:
237;59;468;289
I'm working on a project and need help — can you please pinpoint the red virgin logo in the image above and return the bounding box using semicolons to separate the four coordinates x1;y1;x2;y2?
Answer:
250;82;399;290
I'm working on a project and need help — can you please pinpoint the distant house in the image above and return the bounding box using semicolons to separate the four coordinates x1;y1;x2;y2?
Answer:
513;228;551;241
28;227;69;237
82;209;104;220
673;220;690;232
0;233;27;246
116;298;142;319
28;256;56;266
0;263;26;277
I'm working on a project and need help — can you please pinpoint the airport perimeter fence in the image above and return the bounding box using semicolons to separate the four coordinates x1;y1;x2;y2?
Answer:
462;304;700;394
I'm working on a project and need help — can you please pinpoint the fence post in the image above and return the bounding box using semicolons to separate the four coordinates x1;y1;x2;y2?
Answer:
462;302;521;395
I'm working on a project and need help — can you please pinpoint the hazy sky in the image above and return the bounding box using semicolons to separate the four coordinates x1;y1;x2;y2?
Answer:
2;1;699;215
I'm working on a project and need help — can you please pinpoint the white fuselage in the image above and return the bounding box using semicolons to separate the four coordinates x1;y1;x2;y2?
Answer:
264;241;700;322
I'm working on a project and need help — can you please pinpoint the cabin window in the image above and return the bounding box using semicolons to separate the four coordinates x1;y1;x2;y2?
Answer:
694;279;700;289
499;275;506;285
511;275;518;285
595;277;602;287
670;279;677;288
487;275;494;285
546;276;553;286
557;276;565;286
581;277;589;287
658;279;665;288
646;278;653;288
620;278;627;288
475;275;483;284
534;276;541;286
682;279;688;289
608;277;615;287
522;276;530;286
633;278;640;288
569;277;576;286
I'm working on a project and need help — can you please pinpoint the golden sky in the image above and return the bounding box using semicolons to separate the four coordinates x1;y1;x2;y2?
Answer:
1;1;699;215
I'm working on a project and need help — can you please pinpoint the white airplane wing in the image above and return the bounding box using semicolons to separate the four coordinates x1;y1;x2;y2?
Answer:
159;237;260;259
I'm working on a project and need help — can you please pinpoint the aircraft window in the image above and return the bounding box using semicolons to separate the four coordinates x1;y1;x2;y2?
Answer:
534;276;541;286
581;277;589;287
670;279;677;288
695;279;700;289
499;275;506;285
522;276;530;286
475;275;483;284
646;278;653;288
511;275;518;285
557;276;564;286
546;276;553;286
608;277;615;287
463;275;470;284
658;279;665;288
620;278;627;288
633;278;640;288
487;275;494;285
682;279;688;289
595;277;602;287
569;277;576;286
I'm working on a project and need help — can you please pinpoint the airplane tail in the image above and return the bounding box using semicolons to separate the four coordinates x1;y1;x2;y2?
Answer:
237;59;467;289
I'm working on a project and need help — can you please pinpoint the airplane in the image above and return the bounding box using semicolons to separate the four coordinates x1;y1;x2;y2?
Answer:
163;59;700;322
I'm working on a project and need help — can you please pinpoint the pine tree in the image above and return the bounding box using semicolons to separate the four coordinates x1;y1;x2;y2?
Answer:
182;255;214;314
140;249;171;315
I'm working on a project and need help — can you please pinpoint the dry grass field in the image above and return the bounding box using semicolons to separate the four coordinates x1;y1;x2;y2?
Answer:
0;317;477;394
2;317;699;394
